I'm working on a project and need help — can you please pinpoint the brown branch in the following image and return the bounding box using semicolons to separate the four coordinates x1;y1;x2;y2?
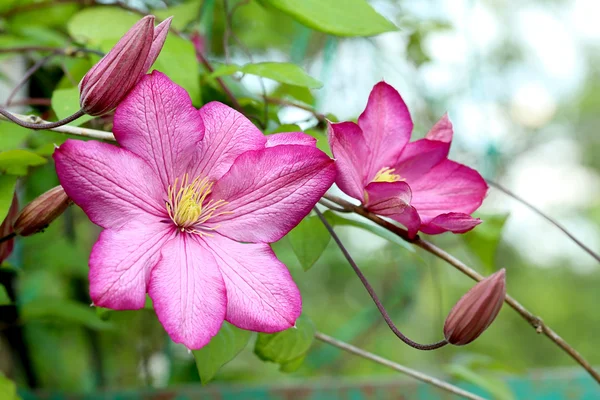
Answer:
322;193;600;384
264;96;326;124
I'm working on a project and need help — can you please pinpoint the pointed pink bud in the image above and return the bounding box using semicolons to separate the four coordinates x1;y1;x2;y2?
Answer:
0;194;19;264
443;269;506;346
13;186;72;236
79;15;172;116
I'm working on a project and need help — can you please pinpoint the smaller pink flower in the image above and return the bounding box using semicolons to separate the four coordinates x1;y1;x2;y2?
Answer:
55;71;336;349
328;82;487;237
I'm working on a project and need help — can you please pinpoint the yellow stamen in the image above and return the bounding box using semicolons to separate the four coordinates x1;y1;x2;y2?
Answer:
372;167;403;183
166;174;231;235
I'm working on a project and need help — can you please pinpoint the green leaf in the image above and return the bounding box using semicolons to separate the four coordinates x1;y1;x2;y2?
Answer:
0;175;17;221
0;150;46;175
287;214;331;271
0;371;20;400
279;354;306;372
254;314;315;368
462;213;509;274
153;2;202;31
211;62;323;89
20;298;114;331
152;33;201;103
0;284;11;306
67;7;140;45
243;62;322;88
51;87;93;127
258;0;396;37
0;122;31;151
193;322;252;384
271;84;316;106
446;364;514;400
268;124;302;134
323;210;415;252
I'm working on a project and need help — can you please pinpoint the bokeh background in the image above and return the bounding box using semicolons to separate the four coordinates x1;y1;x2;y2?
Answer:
1;0;599;398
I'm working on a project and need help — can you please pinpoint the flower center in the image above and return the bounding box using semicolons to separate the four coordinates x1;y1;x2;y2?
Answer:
166;174;229;235
372;167;403;183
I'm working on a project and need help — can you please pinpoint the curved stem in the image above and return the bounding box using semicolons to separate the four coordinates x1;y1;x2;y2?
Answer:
487;179;600;263
0;109;85;130
0;233;15;244
321;193;600;384
0;112;114;141
315;332;486;400
313;207;448;351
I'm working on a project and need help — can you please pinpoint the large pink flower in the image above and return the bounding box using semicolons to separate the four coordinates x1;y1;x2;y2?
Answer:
328;82;487;238
54;71;335;349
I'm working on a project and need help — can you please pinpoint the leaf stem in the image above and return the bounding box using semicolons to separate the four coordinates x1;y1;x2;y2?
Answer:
313;207;448;351
487;179;600;263
0;112;114;141
315;332;486;400
0;109;85;130
321;193;600;384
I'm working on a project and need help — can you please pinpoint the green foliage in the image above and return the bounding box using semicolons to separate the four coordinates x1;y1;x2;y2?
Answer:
0;175;17;220
0;122;31;151
324;210;415;253
153;2;201;31
258;0;396;37
67;7;140;45
211;62;323;89
0;284;11;305
192;322;252;384
0;149;46;175
51;87;93;126
462;213;509;274
254;314;315;371
446;364;514;400
20;298;114;331
288;214;331;271
0;372;20;400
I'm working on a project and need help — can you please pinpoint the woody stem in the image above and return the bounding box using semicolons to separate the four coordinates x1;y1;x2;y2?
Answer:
313;207;448;351
0;108;85;130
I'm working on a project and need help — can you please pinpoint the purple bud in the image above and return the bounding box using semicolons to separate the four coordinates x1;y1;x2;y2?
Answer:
0;194;18;263
79;15;173;116
13;186;72;236
443;269;506;346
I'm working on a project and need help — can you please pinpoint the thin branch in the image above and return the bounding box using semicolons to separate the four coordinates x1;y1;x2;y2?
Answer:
264;96;326;125
321;193;600;384
487;179;600;263
0;233;16;244
0;109;85;130
4;98;52;107
318;199;349;213
0;112;115;141
0;46;104;57
315;332;486;400
195;51;244;113
313;207;448;351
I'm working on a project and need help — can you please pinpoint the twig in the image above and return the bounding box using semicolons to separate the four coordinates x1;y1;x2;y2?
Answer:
0;109;85;130
315;332;486;400
313;207;448;350
264;96;326;124
321;193;600;384
0;46;104;57
4;98;52;107
318;199;348;213
0;233;15;244
487;179;600;263
0;112;114;141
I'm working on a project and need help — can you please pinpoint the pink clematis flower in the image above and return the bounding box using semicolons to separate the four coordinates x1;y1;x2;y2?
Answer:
328;82;487;238
54;71;336;349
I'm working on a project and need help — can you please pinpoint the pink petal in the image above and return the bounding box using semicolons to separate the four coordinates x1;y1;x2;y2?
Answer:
327;121;369;202
89;221;173;310
266;132;316;147
53;139;165;230
357;81;413;179
142;17;172;73
426;113;453;143
211;144;335;243
202;234;301;332
193;102;266;182
113;71;204;190
394;138;450;182
364;181;421;238
148;235;226;349
410;159;488;222
420;212;482;235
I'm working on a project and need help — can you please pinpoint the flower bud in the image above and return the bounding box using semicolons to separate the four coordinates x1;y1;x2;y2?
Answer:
13;186;72;236
443;269;506;346
0;194;19;263
79;15;172;116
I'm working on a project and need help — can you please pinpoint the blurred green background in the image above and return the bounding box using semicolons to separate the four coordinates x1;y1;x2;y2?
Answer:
0;0;599;399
